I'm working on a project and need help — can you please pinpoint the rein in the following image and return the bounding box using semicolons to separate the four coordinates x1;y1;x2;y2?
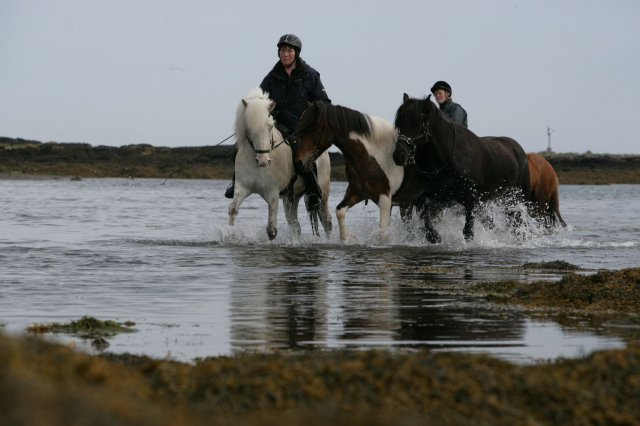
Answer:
160;132;236;185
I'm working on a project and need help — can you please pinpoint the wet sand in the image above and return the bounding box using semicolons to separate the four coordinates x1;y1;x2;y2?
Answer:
3;267;640;425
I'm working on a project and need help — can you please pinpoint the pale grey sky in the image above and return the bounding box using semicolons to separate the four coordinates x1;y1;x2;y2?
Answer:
1;0;639;153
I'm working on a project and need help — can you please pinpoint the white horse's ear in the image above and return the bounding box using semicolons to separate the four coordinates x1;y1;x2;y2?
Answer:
403;93;410;104
242;99;248;107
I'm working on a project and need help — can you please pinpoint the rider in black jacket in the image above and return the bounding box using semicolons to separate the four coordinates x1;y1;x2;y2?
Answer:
225;34;330;210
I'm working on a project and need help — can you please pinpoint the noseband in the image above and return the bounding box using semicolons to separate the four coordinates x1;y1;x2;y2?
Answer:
396;112;456;176
245;120;288;154
246;133;274;154
396;114;431;166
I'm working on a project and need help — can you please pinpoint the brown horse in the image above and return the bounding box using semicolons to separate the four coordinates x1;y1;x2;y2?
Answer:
294;101;404;241
527;153;567;227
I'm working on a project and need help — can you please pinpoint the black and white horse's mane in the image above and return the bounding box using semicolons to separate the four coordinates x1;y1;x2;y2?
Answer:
298;101;373;138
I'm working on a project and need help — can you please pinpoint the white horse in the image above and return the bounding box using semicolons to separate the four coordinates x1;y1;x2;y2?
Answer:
227;88;332;240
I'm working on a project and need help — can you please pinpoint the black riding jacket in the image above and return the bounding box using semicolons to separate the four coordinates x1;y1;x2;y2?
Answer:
260;57;330;136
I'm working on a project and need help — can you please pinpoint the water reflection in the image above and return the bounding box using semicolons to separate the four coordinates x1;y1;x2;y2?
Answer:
392;287;525;345
226;244;529;353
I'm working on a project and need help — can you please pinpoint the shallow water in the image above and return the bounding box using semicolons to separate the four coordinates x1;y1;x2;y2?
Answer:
1;178;638;363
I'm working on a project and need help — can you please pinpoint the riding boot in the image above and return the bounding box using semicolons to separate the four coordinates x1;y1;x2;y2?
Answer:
224;174;235;199
224;148;238;199
302;162;323;211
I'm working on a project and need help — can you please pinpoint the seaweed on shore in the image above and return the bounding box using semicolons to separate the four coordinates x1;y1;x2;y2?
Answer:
521;260;583;271
26;316;136;350
1;331;639;426
474;267;640;314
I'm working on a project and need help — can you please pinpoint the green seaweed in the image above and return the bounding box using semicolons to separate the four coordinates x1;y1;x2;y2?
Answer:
26;316;136;340
521;260;582;271
474;268;640;314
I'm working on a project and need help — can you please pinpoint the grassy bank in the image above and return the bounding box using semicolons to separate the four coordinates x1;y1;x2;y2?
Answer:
2;138;639;184
3;267;640;425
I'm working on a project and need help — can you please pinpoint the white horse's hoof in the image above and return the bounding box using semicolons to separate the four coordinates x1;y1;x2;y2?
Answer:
267;228;277;240
372;229;391;244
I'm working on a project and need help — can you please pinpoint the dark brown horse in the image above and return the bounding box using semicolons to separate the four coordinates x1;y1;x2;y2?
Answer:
393;94;531;242
294;101;404;241
527;152;567;227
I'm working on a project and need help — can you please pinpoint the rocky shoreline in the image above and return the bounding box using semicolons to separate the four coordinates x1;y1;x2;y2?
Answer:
2;137;640;184
2;266;640;425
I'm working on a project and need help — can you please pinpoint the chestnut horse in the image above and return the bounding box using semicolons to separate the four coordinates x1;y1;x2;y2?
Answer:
294;101;403;241
527;152;567;227
393;94;531;242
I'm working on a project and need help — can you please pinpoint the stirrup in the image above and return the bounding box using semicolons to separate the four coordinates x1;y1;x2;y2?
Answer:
224;181;234;199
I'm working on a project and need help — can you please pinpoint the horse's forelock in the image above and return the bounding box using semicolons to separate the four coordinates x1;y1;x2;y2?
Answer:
244;87;269;102
235;90;273;143
245;99;272;127
394;97;421;127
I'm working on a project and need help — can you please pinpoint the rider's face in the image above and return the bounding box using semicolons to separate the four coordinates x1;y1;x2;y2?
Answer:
278;45;296;67
433;89;450;105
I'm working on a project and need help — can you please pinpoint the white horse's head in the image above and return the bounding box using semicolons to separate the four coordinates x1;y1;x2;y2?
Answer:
236;89;276;167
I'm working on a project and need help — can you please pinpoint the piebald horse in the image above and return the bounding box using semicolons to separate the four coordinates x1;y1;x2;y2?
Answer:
228;88;332;240
294;101;403;241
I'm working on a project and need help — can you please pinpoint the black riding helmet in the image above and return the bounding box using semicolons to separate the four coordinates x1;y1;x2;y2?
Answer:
430;81;452;95
277;33;302;55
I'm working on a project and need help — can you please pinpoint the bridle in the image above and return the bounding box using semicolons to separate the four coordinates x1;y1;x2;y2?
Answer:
396;112;457;177
396;113;431;166
245;118;289;155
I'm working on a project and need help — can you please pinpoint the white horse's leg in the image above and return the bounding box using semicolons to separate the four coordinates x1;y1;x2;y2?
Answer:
265;192;280;240
336;187;361;241
315;153;332;238
319;194;333;238
378;194;392;229
228;187;250;227
282;195;302;239
336;205;349;241
375;194;393;243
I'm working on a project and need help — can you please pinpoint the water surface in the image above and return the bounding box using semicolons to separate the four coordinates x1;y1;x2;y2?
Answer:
1;178;638;363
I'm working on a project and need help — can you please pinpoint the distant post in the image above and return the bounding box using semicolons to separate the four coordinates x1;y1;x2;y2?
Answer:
546;126;554;153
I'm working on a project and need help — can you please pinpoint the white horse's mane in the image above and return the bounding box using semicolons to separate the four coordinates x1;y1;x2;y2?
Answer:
367;115;399;147
345;113;397;150
234;88;275;145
